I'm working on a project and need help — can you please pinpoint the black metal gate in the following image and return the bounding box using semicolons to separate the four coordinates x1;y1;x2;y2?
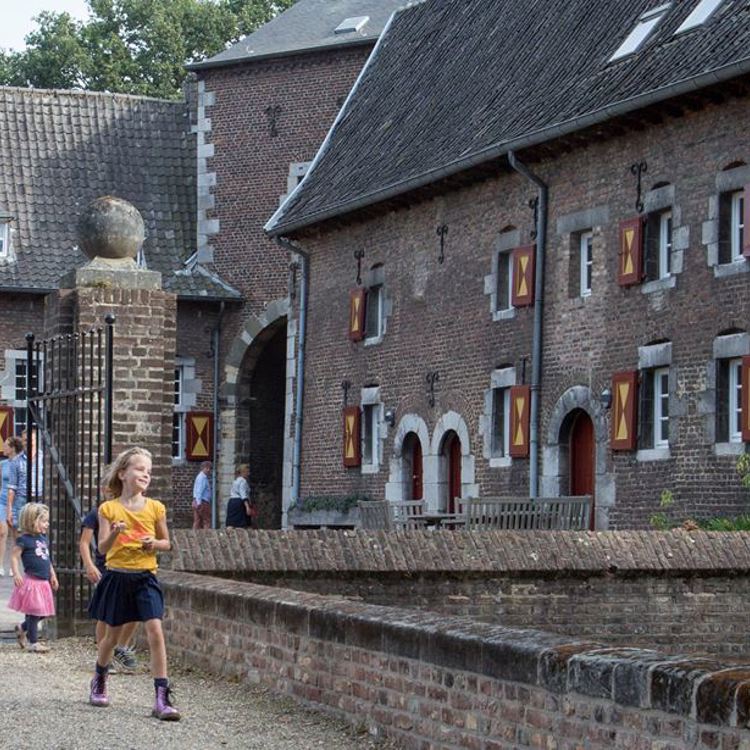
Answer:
25;315;114;634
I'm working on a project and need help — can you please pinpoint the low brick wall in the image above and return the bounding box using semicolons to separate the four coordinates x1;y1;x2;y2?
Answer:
161;570;750;749
165;529;750;657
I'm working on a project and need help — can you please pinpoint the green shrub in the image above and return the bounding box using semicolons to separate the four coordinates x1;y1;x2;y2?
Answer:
297;493;370;513
698;515;750;531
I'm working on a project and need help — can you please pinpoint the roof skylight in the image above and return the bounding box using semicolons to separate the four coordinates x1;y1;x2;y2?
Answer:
334;16;370;35
676;0;724;32
609;3;671;61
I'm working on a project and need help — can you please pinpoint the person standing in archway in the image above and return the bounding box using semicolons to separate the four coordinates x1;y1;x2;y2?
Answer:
191;461;212;530
225;464;252;528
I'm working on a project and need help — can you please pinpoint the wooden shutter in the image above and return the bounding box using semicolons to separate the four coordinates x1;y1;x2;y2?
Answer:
348;288;366;341
0;406;12;454
343;406;361;467
611;371;638;451
509;385;531;458
618;218;643;286
511;245;535;307
742;356;750;441
743;186;750;257
186;411;214;461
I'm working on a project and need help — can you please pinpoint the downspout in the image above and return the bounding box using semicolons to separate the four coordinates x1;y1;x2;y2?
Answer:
507;151;548;499
211;301;225;528
275;235;310;528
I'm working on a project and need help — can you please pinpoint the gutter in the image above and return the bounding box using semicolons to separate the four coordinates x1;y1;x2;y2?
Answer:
507;152;547;500
274;236;310;529
266;56;750;237
211;301;226;528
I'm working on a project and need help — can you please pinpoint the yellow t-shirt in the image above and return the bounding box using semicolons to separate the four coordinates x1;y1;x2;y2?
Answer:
99;497;166;572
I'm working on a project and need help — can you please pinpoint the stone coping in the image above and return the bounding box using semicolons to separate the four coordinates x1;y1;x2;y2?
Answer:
165;529;750;575
161;570;750;728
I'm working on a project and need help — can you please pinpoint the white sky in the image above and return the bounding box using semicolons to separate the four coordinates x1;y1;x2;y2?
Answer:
1;0;91;51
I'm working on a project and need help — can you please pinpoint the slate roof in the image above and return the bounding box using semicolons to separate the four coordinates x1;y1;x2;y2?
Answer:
267;0;750;236
0;86;204;294
189;0;405;69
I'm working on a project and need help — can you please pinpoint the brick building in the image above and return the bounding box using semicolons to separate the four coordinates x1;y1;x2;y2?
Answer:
267;0;750;528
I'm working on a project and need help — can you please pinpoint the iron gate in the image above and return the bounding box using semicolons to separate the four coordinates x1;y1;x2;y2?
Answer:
25;315;114;633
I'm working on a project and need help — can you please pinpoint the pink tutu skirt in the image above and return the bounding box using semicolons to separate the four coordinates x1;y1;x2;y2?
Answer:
8;575;55;617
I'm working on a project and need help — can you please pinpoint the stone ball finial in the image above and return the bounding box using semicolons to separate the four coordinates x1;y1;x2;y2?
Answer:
78;196;145;261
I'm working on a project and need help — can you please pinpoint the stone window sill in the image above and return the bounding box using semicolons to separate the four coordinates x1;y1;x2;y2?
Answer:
364;335;383;347
492;308;516;322
714;259;750;279
714;441;746;457
488;456;512;468
361;463;379;475
636;447;671;462
641;276;676;294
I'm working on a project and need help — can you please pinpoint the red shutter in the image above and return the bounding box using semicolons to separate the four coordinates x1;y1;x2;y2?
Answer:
348;288;366;341
509;385;531;458
0;406;13;454
186;411;214;461
343;406;361;467
511;245;535;307
611;371;638;451
743;186;750;257
742;356;750;441
618;218;644;286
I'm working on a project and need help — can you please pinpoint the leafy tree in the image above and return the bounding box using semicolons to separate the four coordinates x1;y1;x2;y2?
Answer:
0;0;294;98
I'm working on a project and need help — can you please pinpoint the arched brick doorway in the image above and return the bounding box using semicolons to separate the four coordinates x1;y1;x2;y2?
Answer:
441;430;462;513
568;409;595;529
403;432;423;500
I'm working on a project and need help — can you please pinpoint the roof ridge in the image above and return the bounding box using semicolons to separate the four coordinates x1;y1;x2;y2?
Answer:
0;84;182;106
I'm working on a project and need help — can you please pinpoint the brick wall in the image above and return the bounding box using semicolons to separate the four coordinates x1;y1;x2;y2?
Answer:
290;91;750;528
161;569;750;749
167;529;750;659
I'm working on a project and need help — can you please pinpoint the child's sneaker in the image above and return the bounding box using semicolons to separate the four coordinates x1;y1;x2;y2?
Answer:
14;624;27;650
113;645;137;673
152;685;181;721
89;674;109;707
25;642;50;653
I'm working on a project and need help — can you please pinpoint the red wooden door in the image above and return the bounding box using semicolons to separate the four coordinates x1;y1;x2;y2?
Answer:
411;437;423;500
569;410;595;529
446;432;462;513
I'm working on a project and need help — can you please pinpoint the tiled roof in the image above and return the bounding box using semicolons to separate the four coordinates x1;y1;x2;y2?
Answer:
189;0;405;69
0;86;196;292
164;259;242;301
267;0;750;235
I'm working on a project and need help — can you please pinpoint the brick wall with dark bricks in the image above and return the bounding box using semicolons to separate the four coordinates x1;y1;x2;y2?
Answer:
166;528;750;659
0;294;45;373
161;568;750;749
290;91;750;528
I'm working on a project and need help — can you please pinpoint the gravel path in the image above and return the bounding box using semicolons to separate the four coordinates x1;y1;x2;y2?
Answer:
0;636;401;750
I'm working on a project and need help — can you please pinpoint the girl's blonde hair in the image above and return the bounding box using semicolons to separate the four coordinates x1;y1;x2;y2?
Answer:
235;463;249;475
19;502;49;534
103;447;153;497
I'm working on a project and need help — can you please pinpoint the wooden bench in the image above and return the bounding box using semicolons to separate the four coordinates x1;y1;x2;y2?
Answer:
358;500;427;530
390;500;426;530
462;496;591;530
358;500;393;530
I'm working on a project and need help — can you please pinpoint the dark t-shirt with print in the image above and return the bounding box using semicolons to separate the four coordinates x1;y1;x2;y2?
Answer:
16;533;51;580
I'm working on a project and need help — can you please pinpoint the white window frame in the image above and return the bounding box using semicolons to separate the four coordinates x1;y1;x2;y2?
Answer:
4;350;43;435
654;367;670;448
490;387;511;458
730;190;745;262
579;231;593;297
364;284;383;342
0;222;9;258
496;250;513;312
729;357;743;443
676;0;724;32
172;365;185;459
610;4;671;61
362;403;379;468
658;210;672;279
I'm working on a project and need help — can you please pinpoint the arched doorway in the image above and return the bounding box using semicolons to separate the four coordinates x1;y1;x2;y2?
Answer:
568;409;595;529
403;432;423;500
441;430;462;513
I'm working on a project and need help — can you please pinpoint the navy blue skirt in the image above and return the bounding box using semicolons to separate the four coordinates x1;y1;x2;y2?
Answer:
88;570;164;626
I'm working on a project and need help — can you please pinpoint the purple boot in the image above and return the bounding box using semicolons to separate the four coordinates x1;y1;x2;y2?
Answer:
152;684;181;721
89;673;109;707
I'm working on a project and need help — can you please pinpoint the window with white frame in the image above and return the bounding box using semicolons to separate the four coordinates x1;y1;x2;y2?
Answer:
496;250;512;311
644;209;672;281
4;351;41;434
609;4;671;61
0;221;9;258
490;386;511;458
676;0;724;33
579;231;593;297
364;284;383;341
716;357;743;443
718;190;744;264
172;365;185;459
362;403;378;466
640;366;670;449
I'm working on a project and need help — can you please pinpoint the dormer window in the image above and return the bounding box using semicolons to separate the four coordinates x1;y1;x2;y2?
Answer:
609;4;671;61
0;221;9;258
676;0;724;33
334;16;369;35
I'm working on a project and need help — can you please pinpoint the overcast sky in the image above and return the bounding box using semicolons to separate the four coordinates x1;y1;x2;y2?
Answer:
1;0;90;51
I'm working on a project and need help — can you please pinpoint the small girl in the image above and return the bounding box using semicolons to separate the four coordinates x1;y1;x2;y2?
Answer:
87;447;181;721
8;502;58;653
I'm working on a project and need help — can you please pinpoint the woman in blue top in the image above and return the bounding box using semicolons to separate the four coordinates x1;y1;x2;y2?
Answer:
0;436;23;577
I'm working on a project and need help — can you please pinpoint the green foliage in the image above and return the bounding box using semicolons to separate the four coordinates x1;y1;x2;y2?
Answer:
736;453;750;490
698;515;750;531
648;489;675;530
297;494;370;514
0;0;295;98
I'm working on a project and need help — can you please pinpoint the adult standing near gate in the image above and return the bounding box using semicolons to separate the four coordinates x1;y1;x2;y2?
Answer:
0;436;24;575
191;461;212;529
225;464;252;528
6;433;33;537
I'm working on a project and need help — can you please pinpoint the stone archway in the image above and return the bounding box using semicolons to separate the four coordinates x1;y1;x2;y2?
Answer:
541;386;614;529
427;411;478;512
385;414;430;502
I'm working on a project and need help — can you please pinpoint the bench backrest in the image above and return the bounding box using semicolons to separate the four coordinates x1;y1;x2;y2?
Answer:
359;500;393;530
463;496;591;530
390;500;426;530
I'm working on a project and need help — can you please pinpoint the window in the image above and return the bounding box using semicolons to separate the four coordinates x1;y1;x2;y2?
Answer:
676;0;724;32
717;358;743;443
172;366;184;459
365;284;383;340
0;222;9;258
490;387;511;458
496;250;512;311
281;162;312;204
718;190;744;264
579;231;593;297
610;4;671;61
6;351;41;434
640;367;670;449
362;403;378;466
644;210;672;281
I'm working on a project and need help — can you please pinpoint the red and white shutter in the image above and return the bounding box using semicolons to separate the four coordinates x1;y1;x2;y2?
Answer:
611;371;638;451
741;356;750;441
511;245;535;307
343;406;361;467
618;218;643;286
348;289;366;341
186;411;214;461
509;385;531;458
